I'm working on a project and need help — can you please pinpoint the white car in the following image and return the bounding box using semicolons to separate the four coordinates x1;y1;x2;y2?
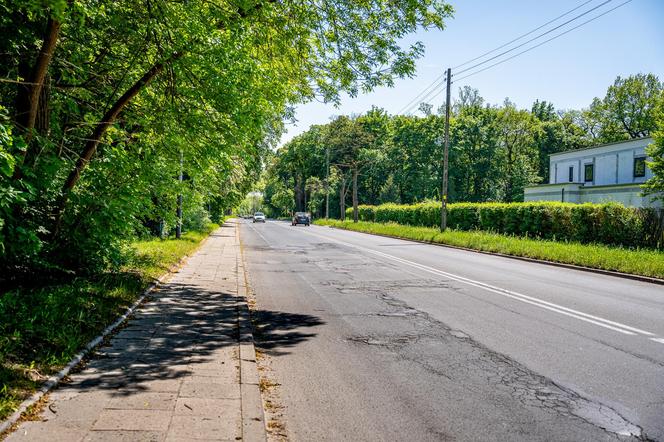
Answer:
253;212;266;223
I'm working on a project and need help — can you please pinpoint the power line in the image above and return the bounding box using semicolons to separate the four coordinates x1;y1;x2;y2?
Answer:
399;0;631;116
398;0;608;115
405;78;448;115
421;84;448;108
454;0;613;77
453;0;633;83
452;0;596;70
397;73;447;114
403;75;448;115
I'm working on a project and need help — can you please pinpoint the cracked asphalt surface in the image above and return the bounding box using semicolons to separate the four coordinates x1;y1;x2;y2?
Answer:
240;220;664;441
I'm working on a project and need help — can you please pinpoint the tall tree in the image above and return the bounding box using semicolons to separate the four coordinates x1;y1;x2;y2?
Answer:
580;74;662;143
451;104;501;201
602;73;662;139
496;100;540;202
530;101;590;180
325;115;378;222
643;90;664;198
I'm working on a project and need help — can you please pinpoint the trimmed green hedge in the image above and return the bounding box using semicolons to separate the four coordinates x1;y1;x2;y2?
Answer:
345;202;664;249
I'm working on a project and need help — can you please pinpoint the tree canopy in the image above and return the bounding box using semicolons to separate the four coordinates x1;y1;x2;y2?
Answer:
0;0;453;275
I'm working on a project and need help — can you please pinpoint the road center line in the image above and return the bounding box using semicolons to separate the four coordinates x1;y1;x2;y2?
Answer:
274;223;657;338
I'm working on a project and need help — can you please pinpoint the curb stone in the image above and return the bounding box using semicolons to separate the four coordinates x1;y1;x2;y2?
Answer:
320;224;664;286
0;289;155;437
0;229;213;437
235;222;268;442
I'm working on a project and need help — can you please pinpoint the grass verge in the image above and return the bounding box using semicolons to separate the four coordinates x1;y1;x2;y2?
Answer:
0;222;219;421
315;219;664;280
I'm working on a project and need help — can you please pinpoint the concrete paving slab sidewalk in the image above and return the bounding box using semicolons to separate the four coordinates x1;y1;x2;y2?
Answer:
5;221;265;442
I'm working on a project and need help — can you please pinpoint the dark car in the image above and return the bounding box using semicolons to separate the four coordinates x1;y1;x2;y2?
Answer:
292;212;310;226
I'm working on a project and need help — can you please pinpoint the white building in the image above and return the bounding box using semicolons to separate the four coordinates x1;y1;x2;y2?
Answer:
524;137;662;208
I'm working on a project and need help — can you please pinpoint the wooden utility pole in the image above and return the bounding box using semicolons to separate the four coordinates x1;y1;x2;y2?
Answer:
441;67;451;232
325;146;330;219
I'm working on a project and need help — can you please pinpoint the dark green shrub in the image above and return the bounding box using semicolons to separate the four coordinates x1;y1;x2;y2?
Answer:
345;201;663;249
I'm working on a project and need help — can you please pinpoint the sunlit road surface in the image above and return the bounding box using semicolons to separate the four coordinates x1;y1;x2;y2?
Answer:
240;220;664;441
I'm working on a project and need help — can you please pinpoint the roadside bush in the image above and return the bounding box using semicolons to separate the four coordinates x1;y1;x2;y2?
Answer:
346;201;663;249
184;206;211;232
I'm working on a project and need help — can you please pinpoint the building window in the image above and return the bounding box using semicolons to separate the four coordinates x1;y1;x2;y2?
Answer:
584;163;594;182
633;156;646;178
568;166;574;182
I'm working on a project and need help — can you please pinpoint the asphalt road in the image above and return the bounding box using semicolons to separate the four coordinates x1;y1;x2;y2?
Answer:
239;220;664;441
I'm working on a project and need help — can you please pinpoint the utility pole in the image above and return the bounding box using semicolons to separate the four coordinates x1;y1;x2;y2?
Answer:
325;146;330;218
441;67;451;232
176;149;183;239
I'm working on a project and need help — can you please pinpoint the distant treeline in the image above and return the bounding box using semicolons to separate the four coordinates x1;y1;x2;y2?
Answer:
263;74;663;219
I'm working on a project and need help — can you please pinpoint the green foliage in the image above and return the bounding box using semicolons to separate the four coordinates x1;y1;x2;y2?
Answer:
183;206;211;232
237;192;264;216
598;73;662;141
0;109;41;261
643;90;664;198
346;201;663;249
315;219;664;279
1;0;453;275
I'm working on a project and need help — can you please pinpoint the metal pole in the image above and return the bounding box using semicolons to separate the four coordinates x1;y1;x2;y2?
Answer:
325;146;330;219
176;149;183;239
441;67;451;232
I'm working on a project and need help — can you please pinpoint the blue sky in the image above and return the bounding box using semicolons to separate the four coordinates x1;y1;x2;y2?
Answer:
279;0;664;146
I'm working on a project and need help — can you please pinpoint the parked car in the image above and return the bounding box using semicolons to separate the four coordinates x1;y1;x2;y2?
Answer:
253;212;266;223
292;212;310;226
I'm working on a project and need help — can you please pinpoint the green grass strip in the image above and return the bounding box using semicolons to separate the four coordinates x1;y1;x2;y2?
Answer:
315;219;664;280
0;223;220;421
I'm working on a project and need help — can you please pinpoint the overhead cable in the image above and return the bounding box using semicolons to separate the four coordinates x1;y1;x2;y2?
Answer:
453;0;633;83
452;0;597;70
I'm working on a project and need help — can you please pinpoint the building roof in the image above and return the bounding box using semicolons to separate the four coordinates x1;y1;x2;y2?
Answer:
549;136;653;158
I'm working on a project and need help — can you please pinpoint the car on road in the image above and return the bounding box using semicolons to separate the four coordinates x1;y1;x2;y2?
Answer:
292;212;310;226
253;212;266;223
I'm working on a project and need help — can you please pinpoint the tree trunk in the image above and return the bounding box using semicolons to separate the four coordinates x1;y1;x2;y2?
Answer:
52;51;183;237
352;166;358;223
505;144;514;202
13;17;61;178
19;17;60;138
61;51;182;196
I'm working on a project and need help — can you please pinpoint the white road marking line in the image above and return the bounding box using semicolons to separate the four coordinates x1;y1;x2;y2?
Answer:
277;223;656;338
363;248;638;336
366;248;654;336
247;221;273;246
650;338;664;344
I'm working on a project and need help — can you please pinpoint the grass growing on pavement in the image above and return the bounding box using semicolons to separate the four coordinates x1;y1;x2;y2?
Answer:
315;219;664;279
0;223;219;421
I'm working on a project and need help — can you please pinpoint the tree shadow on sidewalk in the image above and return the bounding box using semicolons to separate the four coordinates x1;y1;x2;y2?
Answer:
54;281;323;398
